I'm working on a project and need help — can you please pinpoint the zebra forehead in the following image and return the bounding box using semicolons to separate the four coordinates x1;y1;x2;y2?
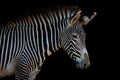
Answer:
66;23;84;33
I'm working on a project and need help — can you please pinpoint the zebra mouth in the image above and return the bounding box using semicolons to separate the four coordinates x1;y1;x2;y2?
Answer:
76;62;85;69
75;58;86;69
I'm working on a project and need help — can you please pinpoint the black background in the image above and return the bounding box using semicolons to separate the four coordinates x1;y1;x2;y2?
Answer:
0;0;104;80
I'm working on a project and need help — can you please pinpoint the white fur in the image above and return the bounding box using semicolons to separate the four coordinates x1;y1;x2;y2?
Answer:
0;61;15;78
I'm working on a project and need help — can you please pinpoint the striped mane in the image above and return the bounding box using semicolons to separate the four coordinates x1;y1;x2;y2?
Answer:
10;6;81;22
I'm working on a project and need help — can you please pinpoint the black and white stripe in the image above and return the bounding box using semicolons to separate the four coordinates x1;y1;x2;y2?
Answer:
0;6;83;80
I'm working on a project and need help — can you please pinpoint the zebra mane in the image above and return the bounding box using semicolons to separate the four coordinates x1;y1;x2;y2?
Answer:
24;5;80;14
1;6;81;27
13;6;81;20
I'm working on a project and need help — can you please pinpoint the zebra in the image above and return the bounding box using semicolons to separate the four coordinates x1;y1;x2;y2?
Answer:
0;6;97;80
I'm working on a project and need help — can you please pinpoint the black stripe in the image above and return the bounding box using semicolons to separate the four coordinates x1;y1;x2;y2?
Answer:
40;13;47;58
33;15;41;62
5;27;13;68
37;14;44;62
1;26;10;70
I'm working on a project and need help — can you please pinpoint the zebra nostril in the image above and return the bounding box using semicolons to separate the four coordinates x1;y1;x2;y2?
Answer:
83;61;90;69
84;63;86;67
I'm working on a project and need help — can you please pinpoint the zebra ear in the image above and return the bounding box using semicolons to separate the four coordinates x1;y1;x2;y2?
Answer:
68;11;81;26
80;12;97;25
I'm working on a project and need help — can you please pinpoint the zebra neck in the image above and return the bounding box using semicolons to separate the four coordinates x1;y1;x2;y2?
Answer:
46;19;68;54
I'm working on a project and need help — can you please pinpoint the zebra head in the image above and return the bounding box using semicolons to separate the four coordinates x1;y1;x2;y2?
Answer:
59;12;97;69
60;22;90;69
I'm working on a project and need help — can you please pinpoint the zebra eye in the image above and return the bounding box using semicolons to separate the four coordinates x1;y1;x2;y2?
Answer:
72;34;78;39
